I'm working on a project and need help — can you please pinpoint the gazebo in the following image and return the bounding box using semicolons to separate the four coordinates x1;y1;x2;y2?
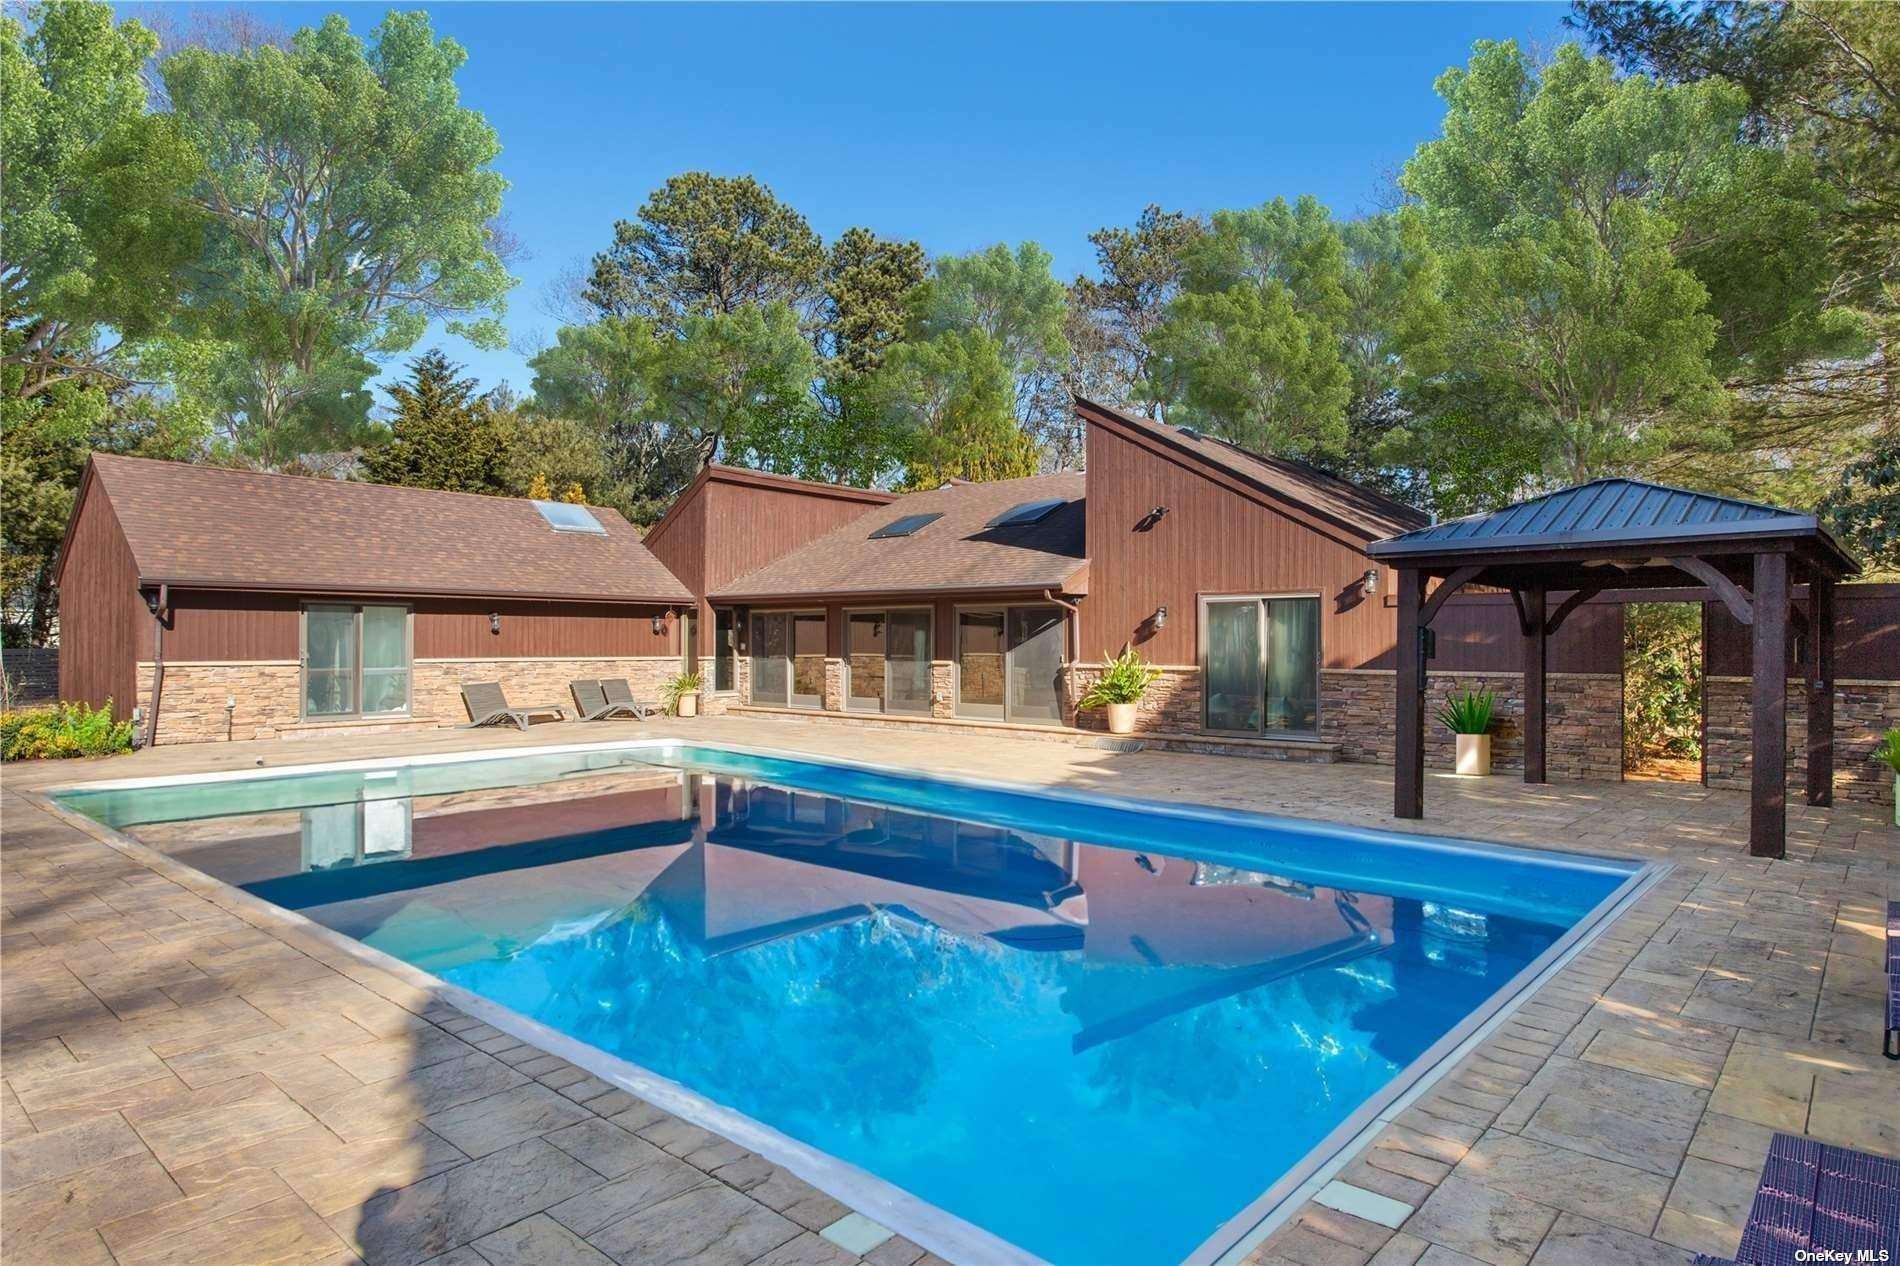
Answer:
1366;478;1859;858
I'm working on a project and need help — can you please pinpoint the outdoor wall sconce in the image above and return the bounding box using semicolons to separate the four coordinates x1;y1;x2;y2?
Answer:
1152;605;1168;630
1136;504;1171;532
143;590;161;616
488;612;501;634
1362;568;1379;596
652;614;667;635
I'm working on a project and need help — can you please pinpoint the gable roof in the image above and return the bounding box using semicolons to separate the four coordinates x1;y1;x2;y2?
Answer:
1075;396;1430;542
641;463;896;554
709;472;1087;601
66;454;694;604
1368;477;1856;572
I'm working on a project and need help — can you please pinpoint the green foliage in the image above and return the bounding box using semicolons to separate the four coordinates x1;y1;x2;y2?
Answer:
584;173;824;325
1875;729;1900;776
360;351;512;493
1435;687;1496;736
1;700;135;760
1079;647;1163;708
873;330;1041;489
504;415;614;507
656;302;822;472
160;10;514;466
1068;204;1204;414
660;670;703;716
1820;430;1900;577
1623;602;1703;768
821;227;928;381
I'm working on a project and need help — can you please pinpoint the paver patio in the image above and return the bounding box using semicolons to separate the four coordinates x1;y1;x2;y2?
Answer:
2;715;1894;1266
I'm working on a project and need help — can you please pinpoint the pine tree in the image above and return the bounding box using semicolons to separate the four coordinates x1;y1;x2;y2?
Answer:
526;471;553;500
360;351;513;493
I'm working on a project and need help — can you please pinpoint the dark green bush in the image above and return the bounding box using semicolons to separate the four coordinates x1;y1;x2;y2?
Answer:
1624;602;1703;767
0;700;136;761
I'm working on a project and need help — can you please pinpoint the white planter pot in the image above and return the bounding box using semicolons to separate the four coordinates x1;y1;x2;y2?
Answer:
1455;733;1492;777
1105;702;1138;735
1893;773;1898;828
675;693;698;719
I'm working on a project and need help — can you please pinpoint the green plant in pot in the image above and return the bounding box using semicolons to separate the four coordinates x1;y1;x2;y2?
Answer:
1079;646;1162;735
662;670;703;718
1877;728;1900;828
1437;687;1496;776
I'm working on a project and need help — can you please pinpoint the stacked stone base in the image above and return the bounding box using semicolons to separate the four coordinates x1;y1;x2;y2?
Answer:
1705;677;1899;805
138;657;678;744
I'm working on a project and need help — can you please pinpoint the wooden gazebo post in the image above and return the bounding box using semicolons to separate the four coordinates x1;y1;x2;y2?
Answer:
1807;577;1836;808
1395;567;1425;819
1750;551;1790;856
1522;587;1547;784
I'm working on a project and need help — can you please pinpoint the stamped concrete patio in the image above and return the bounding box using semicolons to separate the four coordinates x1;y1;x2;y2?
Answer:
2;714;1895;1266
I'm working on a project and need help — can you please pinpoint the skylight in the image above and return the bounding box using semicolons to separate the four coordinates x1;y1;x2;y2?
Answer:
532;499;608;535
986;498;1067;527
869;512;943;539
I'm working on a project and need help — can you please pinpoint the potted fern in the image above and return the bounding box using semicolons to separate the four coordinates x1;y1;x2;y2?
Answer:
1438;687;1496;776
662;670;703;718
1079;647;1162;735
1877;728;1900;828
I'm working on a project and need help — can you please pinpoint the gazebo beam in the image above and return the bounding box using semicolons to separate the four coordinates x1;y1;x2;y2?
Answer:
1395;567;1425;819
1750;551;1789;858
1523;587;1547;784
1807;577;1835;807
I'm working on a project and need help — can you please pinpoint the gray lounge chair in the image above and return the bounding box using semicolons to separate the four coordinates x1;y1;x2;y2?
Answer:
459;681;566;730
571;678;644;722
600;678;653;720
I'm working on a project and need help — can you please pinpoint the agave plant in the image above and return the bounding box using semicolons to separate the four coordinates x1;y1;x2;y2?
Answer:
1436;687;1496;736
660;671;703;716
1876;728;1900;775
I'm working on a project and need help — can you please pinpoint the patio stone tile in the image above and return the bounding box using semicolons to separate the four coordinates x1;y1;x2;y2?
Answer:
418;1251;485;1266
1807;1069;1900;1154
163;1017;385;1089
278;1126;472;1218
170;1122;345;1196
326;1027;479;1086
1684;1112;1776;1172
1652;1156;1757;1258
604;1097;669;1133
337;1137;602;1266
0;1112;145;1191
545;1154;708;1237
1;1149;183;1253
754;1230;861;1266
1704;1049;1814;1132
577;1088;639;1117
17;1071;189;1133
585;1181;799;1266
635;1112;750;1171
98;1166;292;1255
1576;1030;1725;1089
1364;1231;1429;1266
1296;1203;1399;1251
1450;1131;1669;1235
1518;1092;1700;1177
126;1072;320;1171
115;1192;352;1266
311;1053;529;1142
0;1079;32;1140
741;1165;850;1229
553;1075;616;1103
421;1083;593;1158
1417;1249;1492;1266
544;1118;661;1180
1;1227;118;1266
469;1212;614;1266
1526;1213;1693;1266
1403;1176;1558;1266
862;1234;925;1266
1340;1158;1436;1209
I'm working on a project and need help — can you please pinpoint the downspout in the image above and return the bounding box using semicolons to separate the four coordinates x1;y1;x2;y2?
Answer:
144;583;168;749
1042;590;1084;724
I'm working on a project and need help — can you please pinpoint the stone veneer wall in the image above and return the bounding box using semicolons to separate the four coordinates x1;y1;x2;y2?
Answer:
138;656;677;744
1321;669;1625;782
1704;676;1900;806
1065;664;1199;733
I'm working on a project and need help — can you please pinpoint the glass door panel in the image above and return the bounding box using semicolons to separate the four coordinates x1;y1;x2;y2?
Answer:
956;611;1006;719
790;614;826;708
887;611;932;714
359;605;409;715
1265;597;1319;733
680;609;698;673
1007;607;1065;724
847;613;887;712
1204;600;1263;733
714;609;735;692
303;606;356;717
750;613;788;705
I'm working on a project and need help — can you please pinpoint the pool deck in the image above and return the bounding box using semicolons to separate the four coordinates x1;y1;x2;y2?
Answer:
2;715;1895;1266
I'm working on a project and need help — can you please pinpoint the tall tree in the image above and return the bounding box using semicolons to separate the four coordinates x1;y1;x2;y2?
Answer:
526;315;689;516
359;350;512;493
160;10;514;467
873;330;1042;490
820;227;928;381
654;302;821;476
1148;197;1354;459
1067;205;1205;415
583;173;825;327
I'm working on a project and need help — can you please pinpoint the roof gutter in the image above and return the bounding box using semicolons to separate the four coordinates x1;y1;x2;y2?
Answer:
133;579;694;606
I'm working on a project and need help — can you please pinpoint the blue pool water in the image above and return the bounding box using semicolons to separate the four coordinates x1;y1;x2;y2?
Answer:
61;744;1639;1266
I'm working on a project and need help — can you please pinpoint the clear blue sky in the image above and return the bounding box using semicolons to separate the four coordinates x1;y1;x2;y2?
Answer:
144;2;1573;400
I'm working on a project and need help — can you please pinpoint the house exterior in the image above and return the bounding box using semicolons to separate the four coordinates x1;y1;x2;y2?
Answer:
56;454;694;744
640;463;895;711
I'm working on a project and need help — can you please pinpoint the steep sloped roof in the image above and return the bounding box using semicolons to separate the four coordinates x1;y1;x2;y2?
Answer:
70;454;694;604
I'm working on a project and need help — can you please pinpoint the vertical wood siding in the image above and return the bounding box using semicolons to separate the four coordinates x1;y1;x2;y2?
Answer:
56;473;148;717
1705;582;1900;679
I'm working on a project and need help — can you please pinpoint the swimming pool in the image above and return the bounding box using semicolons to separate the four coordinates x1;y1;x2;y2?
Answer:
55;741;1652;1266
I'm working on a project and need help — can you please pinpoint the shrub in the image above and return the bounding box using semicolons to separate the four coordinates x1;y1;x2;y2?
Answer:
660;671;703;716
1;700;136;761
1624;601;1703;767
1876;729;1900;775
1079;647;1162;708
1436;687;1495;735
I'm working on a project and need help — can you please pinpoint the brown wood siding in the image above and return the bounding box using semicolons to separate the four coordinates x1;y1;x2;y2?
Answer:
415;599;673;659
1706;582;1900;679
1417;593;1623;675
165;591;300;661
55;473;148;717
1080;422;1394;667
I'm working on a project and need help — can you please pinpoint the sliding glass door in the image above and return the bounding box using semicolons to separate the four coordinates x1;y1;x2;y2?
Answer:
956;605;1067;724
302;604;410;720
1200;595;1320;735
846;610;932;714
749;612;826;708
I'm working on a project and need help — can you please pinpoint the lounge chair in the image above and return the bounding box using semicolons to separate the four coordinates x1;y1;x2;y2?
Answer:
599;677;653;720
459;681;566;730
1692;1132;1899;1266
571;678;644;722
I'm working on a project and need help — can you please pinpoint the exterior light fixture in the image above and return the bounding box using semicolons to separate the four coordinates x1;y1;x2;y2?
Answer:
143;590;161;616
488;612;501;634
652;614;667;635
1152;605;1168;630
1362;568;1379;596
1149;505;1170;521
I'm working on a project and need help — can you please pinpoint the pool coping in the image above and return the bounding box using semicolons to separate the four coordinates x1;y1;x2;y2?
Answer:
36;737;1668;1266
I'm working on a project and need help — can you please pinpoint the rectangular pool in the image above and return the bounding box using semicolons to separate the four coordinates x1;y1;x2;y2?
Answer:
55;742;1649;1266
